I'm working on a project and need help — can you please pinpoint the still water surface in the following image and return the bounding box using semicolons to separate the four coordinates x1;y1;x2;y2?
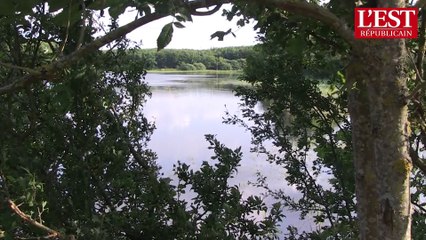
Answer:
143;73;315;233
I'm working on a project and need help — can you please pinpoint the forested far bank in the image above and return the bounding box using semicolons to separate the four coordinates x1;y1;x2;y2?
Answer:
125;46;254;71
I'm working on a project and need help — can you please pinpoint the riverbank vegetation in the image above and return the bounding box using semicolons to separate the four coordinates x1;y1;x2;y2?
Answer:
128;47;253;71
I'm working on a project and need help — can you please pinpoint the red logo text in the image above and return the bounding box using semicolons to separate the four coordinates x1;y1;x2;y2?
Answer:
354;8;418;39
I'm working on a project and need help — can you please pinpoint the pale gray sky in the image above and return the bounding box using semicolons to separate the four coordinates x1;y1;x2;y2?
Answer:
117;5;259;49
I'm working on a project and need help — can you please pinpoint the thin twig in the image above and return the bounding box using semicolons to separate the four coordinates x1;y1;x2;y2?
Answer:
406;43;426;101
58;0;73;56
409;147;426;175
76;0;87;50
407;46;424;83
412;201;426;214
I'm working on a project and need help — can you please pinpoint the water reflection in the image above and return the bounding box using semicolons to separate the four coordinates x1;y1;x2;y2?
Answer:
143;73;315;233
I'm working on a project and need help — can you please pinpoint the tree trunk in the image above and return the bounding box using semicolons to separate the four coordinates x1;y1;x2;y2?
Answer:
347;38;412;239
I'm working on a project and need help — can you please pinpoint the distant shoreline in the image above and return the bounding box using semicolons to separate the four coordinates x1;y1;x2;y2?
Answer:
147;69;242;75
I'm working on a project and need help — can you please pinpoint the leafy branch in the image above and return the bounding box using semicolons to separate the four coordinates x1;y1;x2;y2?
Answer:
7;199;65;240
251;0;357;49
0;0;230;96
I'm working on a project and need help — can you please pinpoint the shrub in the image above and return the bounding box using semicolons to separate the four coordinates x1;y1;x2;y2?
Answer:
177;63;197;71
193;62;206;70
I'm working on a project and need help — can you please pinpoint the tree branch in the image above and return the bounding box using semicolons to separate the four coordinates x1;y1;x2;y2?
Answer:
15;233;61;240
0;0;232;95
250;0;357;49
415;0;426;8
190;4;223;16
0;12;164;95
409;147;426;175
8;199;63;239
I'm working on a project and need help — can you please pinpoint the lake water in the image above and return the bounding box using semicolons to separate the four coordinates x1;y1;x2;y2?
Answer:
143;72;316;234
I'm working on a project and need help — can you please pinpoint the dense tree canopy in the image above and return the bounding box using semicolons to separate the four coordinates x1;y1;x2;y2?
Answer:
0;0;425;240
225;0;426;239
127;47;253;70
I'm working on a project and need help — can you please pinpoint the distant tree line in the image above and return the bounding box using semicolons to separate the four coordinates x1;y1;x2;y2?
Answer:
129;46;254;71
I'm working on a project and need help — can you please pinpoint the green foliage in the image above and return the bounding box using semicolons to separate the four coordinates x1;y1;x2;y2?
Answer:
133;47;253;70
2;0;424;239
226;41;356;238
216;57;233;70
173;135;283;239
157;23;174;51
226;1;426;239
223;3;358;239
0;2;280;239
193;62;206;70
177;62;197;70
176;62;208;71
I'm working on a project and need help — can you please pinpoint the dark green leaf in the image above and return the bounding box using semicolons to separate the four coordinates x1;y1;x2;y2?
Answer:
157;23;174;51
108;3;126;19
173;22;185;29
210;31;225;41
0;1;16;15
175;11;192;22
48;0;69;12
287;37;305;56
89;0;109;10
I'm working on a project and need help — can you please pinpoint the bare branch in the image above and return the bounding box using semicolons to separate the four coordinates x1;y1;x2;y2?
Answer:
8;199;63;239
408;80;426;101
412;200;426;214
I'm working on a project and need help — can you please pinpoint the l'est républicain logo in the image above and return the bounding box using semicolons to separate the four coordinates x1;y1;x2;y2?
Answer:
354;8;418;39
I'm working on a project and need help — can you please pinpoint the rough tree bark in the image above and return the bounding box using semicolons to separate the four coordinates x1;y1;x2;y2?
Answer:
345;0;412;239
347;40;411;239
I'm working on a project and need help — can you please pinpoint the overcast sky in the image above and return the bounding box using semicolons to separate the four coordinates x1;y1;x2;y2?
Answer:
116;5;259;49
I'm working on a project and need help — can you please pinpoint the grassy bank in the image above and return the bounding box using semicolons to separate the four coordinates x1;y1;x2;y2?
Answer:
147;68;242;75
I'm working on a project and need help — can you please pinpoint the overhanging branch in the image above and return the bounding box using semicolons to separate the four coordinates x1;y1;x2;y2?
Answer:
0;0;231;95
0;12;165;95
8;199;64;239
250;0;357;49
